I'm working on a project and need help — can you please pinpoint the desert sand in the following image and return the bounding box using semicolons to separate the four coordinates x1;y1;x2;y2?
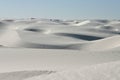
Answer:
0;19;120;80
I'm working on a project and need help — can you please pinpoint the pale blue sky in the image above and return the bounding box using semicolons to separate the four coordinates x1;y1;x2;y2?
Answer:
0;0;120;19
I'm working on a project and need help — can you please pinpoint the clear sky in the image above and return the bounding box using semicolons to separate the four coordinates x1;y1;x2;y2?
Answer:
0;0;120;19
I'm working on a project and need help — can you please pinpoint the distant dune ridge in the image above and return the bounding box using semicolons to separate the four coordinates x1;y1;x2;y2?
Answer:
0;19;120;49
0;19;120;80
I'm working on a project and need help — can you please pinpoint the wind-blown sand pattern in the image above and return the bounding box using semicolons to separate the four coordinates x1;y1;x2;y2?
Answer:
0;19;120;80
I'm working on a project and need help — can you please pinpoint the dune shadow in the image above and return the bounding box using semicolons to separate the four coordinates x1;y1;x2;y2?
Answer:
20;42;67;49
54;33;103;41
0;70;55;80
2;19;14;22
96;20;109;23
24;28;44;33
0;22;6;29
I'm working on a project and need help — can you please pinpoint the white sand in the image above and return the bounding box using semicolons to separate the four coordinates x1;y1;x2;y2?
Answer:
0;19;120;80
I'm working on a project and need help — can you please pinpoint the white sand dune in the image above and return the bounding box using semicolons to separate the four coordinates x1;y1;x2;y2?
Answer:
73;20;107;27
0;48;120;80
0;19;120;80
74;20;91;26
0;70;55;80
25;61;120;80
0;61;120;80
67;35;120;51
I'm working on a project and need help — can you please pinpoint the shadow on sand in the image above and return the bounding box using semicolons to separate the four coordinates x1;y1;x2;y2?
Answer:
54;33;103;41
0;70;55;80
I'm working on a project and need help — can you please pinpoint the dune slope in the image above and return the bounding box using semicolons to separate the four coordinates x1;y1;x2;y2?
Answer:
0;19;120;80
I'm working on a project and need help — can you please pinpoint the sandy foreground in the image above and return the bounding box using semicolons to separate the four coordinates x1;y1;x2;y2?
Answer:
0;19;120;80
